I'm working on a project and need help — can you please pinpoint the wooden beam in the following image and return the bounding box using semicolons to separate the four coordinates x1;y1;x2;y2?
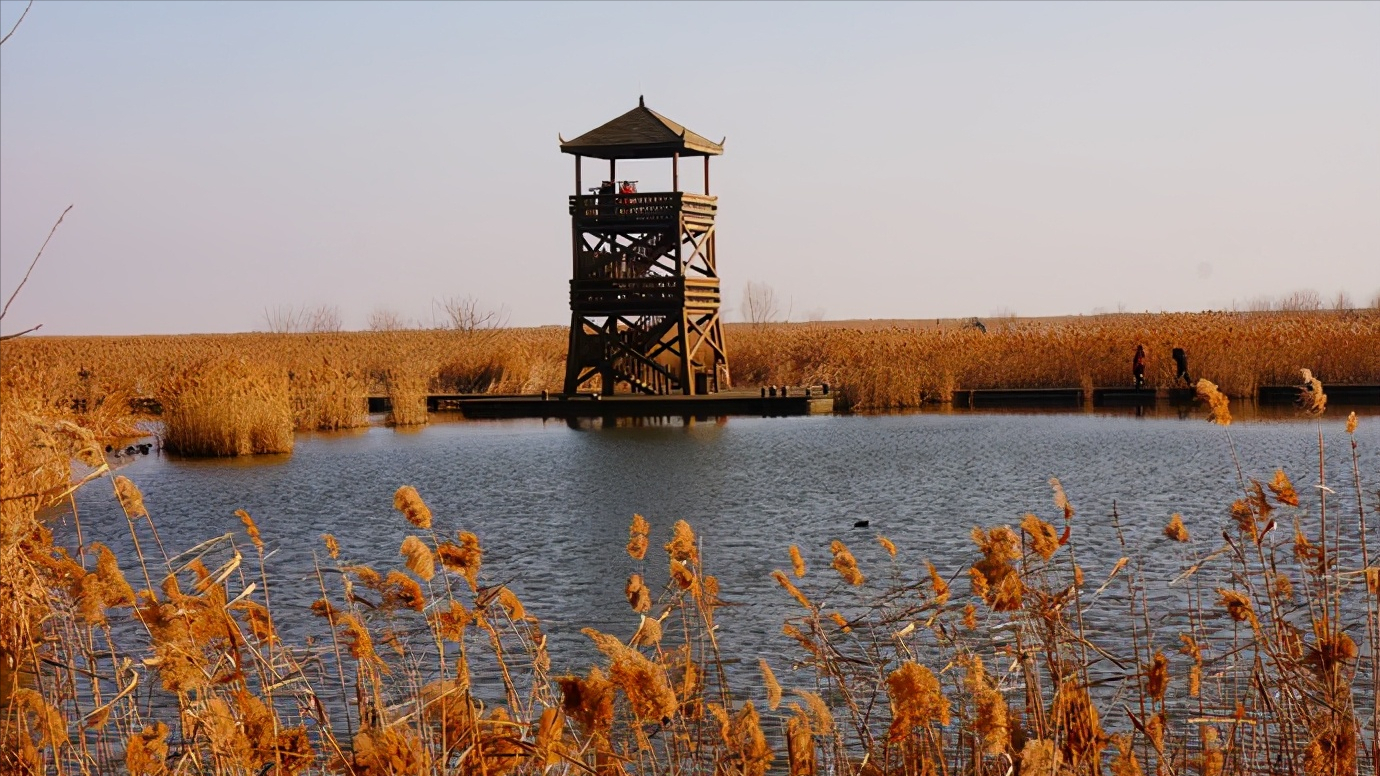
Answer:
684;317;708;365
672;153;679;192
703;156;710;195
682;223;716;269
575;154;582;194
689;310;727;362
714;316;731;389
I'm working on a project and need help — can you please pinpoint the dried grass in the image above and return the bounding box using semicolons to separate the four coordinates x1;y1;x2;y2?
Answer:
1;311;1371;435
159;357;294;455
0;333;1376;776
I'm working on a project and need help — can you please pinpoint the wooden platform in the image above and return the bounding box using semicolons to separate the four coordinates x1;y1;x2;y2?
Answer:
951;388;1083;408
949;386;1376;408
1258;384;1380;405
369;389;834;420
118;384;1379;418
1092;387;1197;406
948;388;1194;408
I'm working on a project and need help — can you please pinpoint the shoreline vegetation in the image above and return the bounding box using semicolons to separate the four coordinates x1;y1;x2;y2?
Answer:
1;329;1377;774
1;309;1376;456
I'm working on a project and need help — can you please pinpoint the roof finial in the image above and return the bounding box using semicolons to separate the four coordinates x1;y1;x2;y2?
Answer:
639;94;645;108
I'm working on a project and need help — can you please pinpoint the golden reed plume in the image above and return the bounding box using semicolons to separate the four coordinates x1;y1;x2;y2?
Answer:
399;535;435;581
886;661;950;738
876;535;897;557
625;573;651;613
828;540;864;586
627;514;650;560
1020;514;1059;560
1297;368;1327;416
1164;514;1190;542
392;485;432;529
1195;379;1232;426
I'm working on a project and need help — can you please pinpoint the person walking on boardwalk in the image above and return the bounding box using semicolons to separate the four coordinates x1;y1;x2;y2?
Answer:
1172;347;1191;386
1133;344;1146;389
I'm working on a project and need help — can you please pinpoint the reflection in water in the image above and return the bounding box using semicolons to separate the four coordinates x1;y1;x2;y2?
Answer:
62;410;1379;704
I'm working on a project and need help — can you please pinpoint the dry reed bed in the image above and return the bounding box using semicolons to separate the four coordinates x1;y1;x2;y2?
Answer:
1;366;1376;775
0;328;569;405
1;312;1375;427
729;310;1380;410
0;328;569;453
158;358;294;456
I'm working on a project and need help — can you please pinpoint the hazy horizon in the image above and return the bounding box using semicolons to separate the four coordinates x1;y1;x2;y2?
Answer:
2;1;1377;336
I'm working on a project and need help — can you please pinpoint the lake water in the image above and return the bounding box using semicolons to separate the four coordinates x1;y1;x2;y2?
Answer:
59;406;1380;713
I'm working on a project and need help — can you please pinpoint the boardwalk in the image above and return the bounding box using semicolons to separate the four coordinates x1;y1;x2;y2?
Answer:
952;385;1378;408
122;385;1378;419
374;389;832;419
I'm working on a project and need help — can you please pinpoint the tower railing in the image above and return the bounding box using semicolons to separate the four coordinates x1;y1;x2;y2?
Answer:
569;192;717;227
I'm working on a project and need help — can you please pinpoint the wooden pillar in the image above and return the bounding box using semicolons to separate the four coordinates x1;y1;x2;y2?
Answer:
610;159;616;189
572;157;581;280
564;317;581;394
679;310;693;395
672;153;679;192
602;317;616;396
703;156;710;195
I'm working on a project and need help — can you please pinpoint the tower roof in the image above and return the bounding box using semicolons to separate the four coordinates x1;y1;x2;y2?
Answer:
560;97;723;160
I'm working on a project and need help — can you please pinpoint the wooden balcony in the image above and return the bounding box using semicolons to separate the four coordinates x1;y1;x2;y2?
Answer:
570;192;717;229
571;277;721;315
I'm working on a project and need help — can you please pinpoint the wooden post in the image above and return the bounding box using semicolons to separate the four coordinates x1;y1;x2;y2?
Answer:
679;310;693;395
672;153;679;192
703;156;710;195
610;159;616;190
571;162;581;278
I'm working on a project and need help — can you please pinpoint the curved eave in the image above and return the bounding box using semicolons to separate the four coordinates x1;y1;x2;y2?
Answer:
559;139;723;160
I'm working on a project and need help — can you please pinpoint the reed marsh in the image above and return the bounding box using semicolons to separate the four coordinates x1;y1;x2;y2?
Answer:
1;311;1374;442
0;310;1377;772
729;310;1380;411
158;357;294;456
2;342;1378;774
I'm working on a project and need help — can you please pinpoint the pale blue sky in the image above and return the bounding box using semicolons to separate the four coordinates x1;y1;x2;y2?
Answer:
2;1;1376;335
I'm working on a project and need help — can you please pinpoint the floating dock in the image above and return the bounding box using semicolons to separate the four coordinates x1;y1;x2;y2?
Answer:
1258;384;1379;405
950;388;1082;408
1092;387;1198;406
368;389;834;420
948;387;1201;408
122;384;1378;418
948;386;1375;409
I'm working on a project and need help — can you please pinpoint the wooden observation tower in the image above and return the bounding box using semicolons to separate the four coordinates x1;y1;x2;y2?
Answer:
560;98;729;396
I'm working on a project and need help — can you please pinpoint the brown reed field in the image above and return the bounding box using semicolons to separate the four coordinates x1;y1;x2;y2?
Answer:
1;352;1377;775
0;327;570;453
158;358;295;456
729;310;1380;411
0;311;1375;441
